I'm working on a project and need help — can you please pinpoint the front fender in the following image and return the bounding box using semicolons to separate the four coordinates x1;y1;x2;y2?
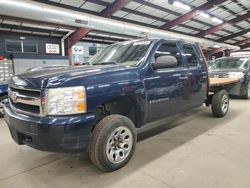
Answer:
86;76;146;112
85;70;145;112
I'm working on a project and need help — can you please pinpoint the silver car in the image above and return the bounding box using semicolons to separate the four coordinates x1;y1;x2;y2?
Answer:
209;57;250;99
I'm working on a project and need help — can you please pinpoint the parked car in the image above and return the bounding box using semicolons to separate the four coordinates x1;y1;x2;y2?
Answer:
209;57;250;99
4;39;230;172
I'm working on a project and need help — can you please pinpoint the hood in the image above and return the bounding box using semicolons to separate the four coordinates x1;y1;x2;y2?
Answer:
9;65;132;89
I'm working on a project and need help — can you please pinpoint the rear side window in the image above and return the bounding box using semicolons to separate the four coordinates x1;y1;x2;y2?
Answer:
154;42;183;67
182;44;199;67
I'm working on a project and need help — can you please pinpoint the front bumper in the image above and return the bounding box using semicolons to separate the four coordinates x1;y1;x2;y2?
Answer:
4;104;95;152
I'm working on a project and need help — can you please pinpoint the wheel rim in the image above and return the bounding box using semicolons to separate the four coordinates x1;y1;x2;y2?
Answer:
0;98;8;115
221;95;229;114
106;126;133;164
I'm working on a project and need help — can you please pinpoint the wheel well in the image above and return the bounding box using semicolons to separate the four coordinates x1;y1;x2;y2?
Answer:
94;96;144;128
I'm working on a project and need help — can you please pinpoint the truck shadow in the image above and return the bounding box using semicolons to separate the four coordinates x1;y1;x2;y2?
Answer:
229;95;248;100
4;105;241;187
137;108;204;141
68;105;241;173
126;106;241;169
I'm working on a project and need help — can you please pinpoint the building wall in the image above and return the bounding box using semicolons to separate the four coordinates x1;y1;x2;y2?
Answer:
0;32;109;65
0;31;62;58
71;42;107;64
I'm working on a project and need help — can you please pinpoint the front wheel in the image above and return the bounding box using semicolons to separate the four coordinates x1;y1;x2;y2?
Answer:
211;90;229;118
88;115;137;172
0;95;8;117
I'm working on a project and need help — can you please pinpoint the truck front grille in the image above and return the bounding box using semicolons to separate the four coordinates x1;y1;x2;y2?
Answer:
8;85;42;116
218;74;228;78
210;73;228;78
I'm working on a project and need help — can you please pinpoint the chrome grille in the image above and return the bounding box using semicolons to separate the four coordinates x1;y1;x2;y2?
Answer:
210;73;228;78
8;85;42;116
218;74;229;78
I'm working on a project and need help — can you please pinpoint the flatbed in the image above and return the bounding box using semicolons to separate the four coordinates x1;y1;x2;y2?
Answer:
209;78;240;87
205;77;239;110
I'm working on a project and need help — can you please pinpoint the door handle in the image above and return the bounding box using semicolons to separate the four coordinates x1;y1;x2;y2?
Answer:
179;76;189;80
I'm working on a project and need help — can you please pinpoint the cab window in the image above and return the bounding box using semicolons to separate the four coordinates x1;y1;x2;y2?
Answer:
154;42;183;67
182;44;199;67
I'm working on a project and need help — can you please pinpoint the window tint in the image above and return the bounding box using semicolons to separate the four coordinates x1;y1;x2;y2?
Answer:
182;44;198;67
89;41;152;66
154;42;182;67
6;40;22;52
23;41;38;53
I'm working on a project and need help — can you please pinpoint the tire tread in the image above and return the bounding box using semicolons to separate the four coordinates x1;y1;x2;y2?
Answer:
211;90;229;118
88;115;136;172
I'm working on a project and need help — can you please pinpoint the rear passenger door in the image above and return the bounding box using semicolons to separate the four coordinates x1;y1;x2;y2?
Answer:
181;43;207;108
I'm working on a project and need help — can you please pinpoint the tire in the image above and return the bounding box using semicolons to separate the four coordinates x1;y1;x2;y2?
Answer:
242;82;250;99
88;114;137;172
211;90;229;118
0;95;8;117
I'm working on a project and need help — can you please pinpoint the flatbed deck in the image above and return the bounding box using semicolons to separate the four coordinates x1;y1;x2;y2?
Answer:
209;78;240;87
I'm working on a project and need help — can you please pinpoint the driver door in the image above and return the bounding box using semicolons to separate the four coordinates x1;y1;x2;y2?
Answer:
144;41;190;121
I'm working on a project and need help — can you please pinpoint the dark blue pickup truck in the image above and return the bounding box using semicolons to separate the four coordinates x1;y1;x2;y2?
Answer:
4;39;230;172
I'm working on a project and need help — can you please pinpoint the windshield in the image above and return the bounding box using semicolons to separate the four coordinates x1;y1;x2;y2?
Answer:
88;41;152;66
207;60;215;67
211;58;247;69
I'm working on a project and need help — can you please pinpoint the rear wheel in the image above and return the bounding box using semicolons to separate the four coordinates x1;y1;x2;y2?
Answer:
0;95;8;117
88;115;137;172
211;90;229;118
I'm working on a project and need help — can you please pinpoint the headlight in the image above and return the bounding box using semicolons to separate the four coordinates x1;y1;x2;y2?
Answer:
47;86;87;115
228;72;244;79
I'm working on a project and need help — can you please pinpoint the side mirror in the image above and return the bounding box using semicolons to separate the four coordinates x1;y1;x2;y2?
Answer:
152;55;178;70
